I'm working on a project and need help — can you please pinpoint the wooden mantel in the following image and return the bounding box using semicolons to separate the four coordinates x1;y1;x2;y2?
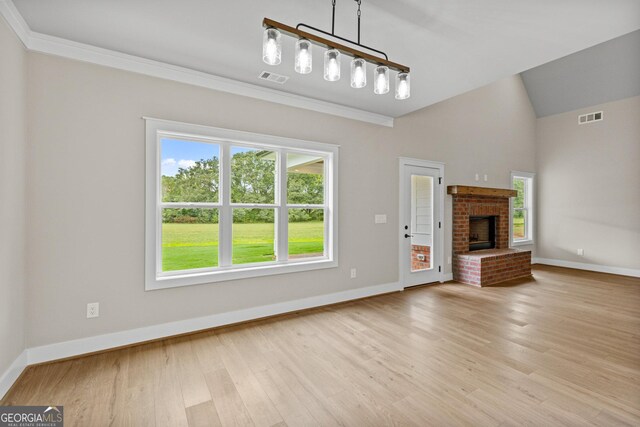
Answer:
447;185;517;198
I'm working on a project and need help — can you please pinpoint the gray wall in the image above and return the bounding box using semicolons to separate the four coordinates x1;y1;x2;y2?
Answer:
25;52;536;348
0;18;26;375
536;96;640;269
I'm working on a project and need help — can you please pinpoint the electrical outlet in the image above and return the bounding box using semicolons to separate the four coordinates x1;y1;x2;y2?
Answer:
577;249;584;256
483;174;488;182
447;256;452;265
350;268;357;279
87;302;99;318
474;173;479;181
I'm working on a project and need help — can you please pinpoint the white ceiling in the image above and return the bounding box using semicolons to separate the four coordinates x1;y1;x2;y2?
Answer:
12;0;640;118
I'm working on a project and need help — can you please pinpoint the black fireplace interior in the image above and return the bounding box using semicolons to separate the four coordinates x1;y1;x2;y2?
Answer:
469;216;496;251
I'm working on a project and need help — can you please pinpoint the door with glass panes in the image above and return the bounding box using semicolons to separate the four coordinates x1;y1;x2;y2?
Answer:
400;164;442;286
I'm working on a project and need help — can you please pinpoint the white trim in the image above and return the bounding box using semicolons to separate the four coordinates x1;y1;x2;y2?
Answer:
0;350;27;400
510;171;535;247
398;157;446;168
533;257;640;278
144;116;341;150
0;0;29;47
4;280;402;397
26;281;402;365
0;2;393;127
398;158;446;287
512;239;534;247
442;273;454;282
145;118;339;290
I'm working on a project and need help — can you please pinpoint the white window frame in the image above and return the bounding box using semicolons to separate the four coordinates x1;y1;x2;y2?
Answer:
145;118;339;290
510;171;535;246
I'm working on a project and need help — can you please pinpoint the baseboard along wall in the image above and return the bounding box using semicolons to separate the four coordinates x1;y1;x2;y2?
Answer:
533;257;640;278
1;280;403;399
4;260;635;399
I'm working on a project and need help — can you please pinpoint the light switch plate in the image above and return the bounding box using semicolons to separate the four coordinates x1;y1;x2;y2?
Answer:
374;214;387;224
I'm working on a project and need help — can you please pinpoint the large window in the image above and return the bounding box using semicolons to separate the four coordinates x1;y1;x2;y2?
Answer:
511;171;534;245
145;118;338;290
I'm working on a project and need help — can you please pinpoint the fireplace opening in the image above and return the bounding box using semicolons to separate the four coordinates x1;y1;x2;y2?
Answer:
469;216;496;251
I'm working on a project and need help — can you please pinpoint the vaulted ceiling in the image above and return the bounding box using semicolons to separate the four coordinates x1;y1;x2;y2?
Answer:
9;0;640;119
521;30;640;117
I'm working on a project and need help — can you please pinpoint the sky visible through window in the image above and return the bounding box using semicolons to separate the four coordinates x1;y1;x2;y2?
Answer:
161;138;217;177
161;138;257;176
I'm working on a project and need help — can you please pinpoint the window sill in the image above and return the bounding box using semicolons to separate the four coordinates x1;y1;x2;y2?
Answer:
511;239;534;247
146;258;338;291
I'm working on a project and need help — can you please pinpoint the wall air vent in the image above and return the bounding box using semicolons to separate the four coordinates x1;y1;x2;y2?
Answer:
258;71;289;84
578;111;603;124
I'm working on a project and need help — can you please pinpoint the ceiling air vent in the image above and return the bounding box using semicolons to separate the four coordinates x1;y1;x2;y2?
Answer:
258;71;289;85
578;111;603;125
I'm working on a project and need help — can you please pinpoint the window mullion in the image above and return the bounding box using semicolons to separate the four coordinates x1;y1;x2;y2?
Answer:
159;203;221;209
229;204;278;209
277;151;288;262
285;204;326;209
219;143;232;267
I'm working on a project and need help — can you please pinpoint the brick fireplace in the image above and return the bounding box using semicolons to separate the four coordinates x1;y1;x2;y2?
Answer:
448;185;532;286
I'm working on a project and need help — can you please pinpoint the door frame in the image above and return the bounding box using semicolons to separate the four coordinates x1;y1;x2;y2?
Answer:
398;157;445;288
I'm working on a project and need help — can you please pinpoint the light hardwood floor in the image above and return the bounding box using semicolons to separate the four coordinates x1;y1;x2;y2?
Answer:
3;265;640;426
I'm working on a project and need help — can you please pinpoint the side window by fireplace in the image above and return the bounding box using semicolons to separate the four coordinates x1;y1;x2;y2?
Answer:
511;171;534;245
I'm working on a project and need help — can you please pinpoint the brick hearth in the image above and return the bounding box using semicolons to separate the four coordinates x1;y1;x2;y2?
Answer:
455;249;532;286
448;186;532;286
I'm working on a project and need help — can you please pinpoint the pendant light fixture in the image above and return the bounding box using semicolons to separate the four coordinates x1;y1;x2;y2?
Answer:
350;58;366;88
294;39;312;74
262;28;282;66
324;49;341;81
395;72;411;100
374;65;389;95
261;0;411;100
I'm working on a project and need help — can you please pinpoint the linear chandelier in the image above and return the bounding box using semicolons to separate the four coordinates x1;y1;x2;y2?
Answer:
262;0;411;100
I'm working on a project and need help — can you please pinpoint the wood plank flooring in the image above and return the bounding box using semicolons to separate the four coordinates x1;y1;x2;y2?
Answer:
3;265;640;426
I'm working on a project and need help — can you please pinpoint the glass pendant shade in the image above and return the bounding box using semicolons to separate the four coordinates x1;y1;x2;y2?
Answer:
262;28;282;65
350;58;367;88
294;39;312;74
374;65;389;95
323;49;341;81
395;72;411;100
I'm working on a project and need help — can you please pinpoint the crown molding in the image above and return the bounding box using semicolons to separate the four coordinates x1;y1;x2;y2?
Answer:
0;0;28;46
0;1;394;127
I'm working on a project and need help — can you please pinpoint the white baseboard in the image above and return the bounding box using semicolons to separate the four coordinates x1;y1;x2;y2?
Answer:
0;350;27;400
1;282;401;399
26;281;402;366
441;273;454;282
533;257;640;278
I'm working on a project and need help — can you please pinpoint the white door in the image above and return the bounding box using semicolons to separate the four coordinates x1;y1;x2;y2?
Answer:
400;161;443;287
